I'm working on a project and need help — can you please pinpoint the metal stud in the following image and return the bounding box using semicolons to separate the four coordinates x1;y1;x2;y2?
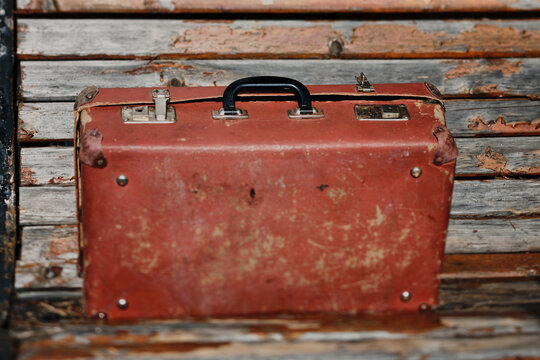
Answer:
116;175;128;186
418;303;431;312
97;312;107;319
400;291;412;302
410;167;422;178
117;298;129;309
96;159;105;168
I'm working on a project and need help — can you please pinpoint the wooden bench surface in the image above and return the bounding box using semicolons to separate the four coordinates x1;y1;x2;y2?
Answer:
8;1;540;358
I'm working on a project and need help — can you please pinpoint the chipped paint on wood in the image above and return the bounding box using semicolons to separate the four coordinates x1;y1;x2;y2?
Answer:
467;116;540;135
17;100;540;142
18;59;540;102
475;146;509;174
445;59;522;79
16;19;540;59
16;0;540;13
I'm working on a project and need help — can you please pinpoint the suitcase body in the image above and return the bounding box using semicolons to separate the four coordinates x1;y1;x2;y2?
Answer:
75;76;457;320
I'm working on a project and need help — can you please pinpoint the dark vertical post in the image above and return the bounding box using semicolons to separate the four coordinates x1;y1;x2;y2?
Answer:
0;0;15;331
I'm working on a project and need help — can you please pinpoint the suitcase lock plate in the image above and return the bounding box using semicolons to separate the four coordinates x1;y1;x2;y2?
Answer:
121;89;177;123
354;104;410;121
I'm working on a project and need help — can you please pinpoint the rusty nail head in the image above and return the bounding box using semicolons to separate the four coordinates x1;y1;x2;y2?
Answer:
116;175;128;186
117;298;129;309
418;303;431;312
411;167;422;178
400;291;412;302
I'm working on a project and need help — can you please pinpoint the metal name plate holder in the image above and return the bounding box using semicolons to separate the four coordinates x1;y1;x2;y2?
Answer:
122;89;177;123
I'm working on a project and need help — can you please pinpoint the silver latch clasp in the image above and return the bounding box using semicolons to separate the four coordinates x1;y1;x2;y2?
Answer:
355;73;375;93
121;89;176;123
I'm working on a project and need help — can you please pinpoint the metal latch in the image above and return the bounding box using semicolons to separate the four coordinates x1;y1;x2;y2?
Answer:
355;73;375;93
354;104;410;121
121;89;176;123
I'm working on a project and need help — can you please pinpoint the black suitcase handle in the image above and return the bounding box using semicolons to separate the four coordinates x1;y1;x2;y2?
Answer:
222;76;313;112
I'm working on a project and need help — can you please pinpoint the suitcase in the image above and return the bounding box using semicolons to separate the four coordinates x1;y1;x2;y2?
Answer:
75;75;458;320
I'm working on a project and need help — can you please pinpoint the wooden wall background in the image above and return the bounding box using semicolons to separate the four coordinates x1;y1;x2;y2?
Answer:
8;0;540;358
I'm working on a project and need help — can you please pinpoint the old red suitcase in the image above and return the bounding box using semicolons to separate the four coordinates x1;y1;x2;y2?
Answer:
75;75;457;320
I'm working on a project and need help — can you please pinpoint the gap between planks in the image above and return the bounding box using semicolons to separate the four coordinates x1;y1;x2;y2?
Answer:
18;59;540;101
17;100;540;142
17;19;540;59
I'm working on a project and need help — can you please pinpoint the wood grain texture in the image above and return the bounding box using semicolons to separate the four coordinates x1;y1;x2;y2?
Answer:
445;99;540;137
17;19;540;59
445;218;540;253
16;217;540;280
16;0;540;13
16;100;540;142
18;137;540;188
18;181;540;226
11;314;540;359
19;59;540;101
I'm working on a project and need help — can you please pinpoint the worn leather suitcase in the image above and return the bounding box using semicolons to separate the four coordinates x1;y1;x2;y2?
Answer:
75;75;458;320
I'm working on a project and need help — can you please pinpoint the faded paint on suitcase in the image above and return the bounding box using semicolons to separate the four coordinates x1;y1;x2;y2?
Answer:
75;81;457;320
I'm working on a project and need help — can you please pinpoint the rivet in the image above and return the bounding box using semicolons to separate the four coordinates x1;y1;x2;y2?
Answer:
116;175;128;186
97;312;107;319
410;167;422;178
400;291;412;302
96;159;105;167
117;298;129;309
418;303;431;312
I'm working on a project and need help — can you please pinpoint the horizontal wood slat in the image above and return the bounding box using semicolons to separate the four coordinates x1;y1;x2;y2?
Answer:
17;217;540;268
17;100;540;142
18;180;540;225
19;59;540;101
18;138;540;189
17;19;540;59
11;313;540;360
16;0;540;13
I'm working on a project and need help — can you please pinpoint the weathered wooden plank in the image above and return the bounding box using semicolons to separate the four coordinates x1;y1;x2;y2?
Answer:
20;147;74;186
12;314;540;359
18;102;75;142
18;180;540;226
441;253;540;279
19;59;540;101
451;180;540;218
0;0;15;327
445;99;540;137
19;136;540;188
446;218;540;254
15;259;80;289
16;0;540;13
20;225;78;262
14;252;540;295
17;217;540;277
16;100;540;142
17;19;540;59
454;137;540;176
19;186;77;226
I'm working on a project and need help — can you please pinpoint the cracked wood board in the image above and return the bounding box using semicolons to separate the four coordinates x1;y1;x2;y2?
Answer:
17;100;540;142
16;0;540;13
17;19;540;59
19;59;540;101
